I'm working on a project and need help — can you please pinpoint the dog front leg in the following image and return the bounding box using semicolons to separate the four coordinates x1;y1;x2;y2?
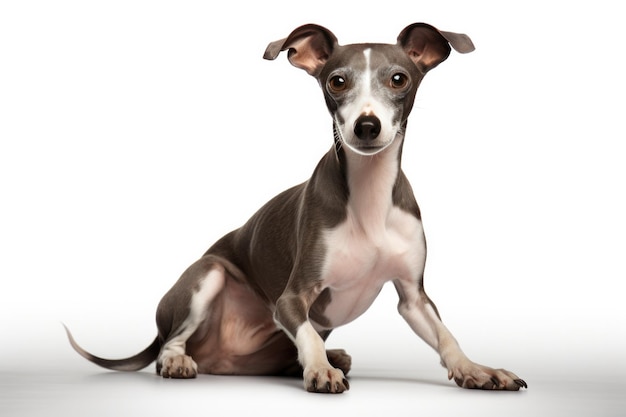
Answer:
274;292;349;393
393;279;527;390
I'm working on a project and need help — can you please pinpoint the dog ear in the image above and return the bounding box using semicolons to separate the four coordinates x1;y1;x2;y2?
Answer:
397;23;475;73
263;24;338;76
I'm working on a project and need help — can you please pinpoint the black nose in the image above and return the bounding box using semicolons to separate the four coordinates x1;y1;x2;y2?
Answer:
354;115;381;141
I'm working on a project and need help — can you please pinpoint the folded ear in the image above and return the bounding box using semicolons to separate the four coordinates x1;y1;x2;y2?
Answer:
263;24;338;76
397;23;475;73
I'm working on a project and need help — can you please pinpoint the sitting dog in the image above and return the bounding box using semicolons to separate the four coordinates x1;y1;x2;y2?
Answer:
66;23;527;393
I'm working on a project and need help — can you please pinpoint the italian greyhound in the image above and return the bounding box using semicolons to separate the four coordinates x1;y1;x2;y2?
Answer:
66;23;527;393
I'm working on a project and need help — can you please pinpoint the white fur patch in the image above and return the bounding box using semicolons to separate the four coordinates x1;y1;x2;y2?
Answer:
295;321;331;368
362;48;372;97
160;268;225;360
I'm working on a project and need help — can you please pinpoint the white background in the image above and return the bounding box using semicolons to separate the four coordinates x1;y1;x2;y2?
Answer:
1;1;625;416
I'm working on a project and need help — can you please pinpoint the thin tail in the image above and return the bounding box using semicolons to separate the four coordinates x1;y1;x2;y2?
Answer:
63;324;160;372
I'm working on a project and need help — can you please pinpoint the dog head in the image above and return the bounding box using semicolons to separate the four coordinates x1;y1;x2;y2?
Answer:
264;23;474;156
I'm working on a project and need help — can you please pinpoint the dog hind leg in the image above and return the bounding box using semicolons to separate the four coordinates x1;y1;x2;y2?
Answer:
155;257;226;378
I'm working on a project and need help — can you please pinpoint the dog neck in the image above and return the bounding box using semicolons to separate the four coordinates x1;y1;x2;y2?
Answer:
335;128;405;235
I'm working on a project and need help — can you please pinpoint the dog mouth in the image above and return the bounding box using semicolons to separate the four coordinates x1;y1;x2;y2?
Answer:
340;136;394;156
351;143;387;155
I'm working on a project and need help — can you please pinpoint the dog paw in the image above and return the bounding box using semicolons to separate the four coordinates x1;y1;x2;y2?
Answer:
448;362;527;391
327;349;352;376
159;354;198;379
303;365;349;393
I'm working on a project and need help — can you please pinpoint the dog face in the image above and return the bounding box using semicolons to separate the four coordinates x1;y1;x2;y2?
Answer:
318;44;423;156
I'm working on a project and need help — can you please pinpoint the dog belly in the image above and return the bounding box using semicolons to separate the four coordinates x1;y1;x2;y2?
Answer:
186;276;298;375
190;330;297;375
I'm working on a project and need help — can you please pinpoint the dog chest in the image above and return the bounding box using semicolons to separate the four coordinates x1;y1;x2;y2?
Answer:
315;207;426;328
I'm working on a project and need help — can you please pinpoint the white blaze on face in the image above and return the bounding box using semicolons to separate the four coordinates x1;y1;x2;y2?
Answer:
362;48;372;103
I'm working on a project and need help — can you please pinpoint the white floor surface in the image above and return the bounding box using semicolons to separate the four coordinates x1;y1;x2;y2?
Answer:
2;360;624;417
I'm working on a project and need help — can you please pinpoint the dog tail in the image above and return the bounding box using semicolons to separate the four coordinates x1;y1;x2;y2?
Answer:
63;324;160;372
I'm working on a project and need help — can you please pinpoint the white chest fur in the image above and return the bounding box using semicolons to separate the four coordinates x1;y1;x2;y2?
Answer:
318;207;426;328
316;141;427;328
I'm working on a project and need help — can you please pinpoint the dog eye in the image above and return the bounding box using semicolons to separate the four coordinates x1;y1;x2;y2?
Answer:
328;75;347;92
390;73;409;89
